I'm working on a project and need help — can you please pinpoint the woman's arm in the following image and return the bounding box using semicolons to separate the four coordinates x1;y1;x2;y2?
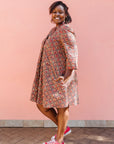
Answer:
59;25;78;71
59;25;78;81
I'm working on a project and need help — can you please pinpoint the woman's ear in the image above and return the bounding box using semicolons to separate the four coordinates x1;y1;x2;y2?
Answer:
65;14;68;18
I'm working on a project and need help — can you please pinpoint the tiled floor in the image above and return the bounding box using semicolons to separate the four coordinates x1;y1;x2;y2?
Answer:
0;127;114;144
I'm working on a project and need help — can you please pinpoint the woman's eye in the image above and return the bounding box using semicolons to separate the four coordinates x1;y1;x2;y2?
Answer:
53;11;63;14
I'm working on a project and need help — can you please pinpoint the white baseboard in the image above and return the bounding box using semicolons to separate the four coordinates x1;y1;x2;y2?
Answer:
0;120;114;127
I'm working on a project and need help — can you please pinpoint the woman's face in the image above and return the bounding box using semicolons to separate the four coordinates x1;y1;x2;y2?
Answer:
51;5;66;26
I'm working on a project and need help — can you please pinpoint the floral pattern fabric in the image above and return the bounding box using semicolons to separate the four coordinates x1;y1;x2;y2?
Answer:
30;23;79;108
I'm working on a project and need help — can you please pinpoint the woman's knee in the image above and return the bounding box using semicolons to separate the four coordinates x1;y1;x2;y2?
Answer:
36;103;49;112
36;103;41;109
57;106;69;114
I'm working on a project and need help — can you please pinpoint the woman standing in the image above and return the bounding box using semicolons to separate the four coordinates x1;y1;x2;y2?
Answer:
30;1;79;144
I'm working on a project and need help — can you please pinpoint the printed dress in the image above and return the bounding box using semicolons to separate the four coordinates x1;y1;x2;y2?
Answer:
30;23;79;108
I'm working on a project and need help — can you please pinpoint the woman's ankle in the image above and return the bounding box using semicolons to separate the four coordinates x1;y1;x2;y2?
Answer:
55;134;64;143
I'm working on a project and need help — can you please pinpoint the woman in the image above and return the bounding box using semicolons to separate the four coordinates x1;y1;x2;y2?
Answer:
30;1;79;144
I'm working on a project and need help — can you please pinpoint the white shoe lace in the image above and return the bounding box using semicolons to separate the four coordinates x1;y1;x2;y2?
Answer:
42;138;55;144
51;135;55;140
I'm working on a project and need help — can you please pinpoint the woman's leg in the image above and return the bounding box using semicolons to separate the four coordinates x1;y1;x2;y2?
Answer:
36;103;58;126
55;105;69;143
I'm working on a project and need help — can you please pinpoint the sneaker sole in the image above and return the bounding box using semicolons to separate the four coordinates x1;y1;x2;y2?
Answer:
51;128;72;140
64;129;72;136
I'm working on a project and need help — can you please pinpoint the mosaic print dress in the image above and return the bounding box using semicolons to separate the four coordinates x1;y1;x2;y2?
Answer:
30;23;79;108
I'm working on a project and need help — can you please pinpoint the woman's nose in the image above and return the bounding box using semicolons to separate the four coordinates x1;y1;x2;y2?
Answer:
56;12;60;16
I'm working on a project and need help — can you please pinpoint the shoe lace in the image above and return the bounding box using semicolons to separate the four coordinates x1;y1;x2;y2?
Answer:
51;135;55;140
47;138;56;144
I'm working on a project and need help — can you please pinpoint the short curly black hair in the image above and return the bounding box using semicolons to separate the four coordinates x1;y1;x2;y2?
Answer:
49;1;72;24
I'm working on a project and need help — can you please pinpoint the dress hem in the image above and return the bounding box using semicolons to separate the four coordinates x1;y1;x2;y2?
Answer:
30;98;79;108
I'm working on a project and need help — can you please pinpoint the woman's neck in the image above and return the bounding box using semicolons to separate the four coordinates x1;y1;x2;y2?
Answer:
56;22;65;28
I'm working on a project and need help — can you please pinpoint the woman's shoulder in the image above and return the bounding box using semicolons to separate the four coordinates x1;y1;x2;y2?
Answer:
48;26;56;34
59;24;76;36
60;24;72;29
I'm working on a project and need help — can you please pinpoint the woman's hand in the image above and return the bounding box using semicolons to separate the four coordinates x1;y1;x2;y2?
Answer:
64;69;73;81
55;76;64;82
55;69;73;84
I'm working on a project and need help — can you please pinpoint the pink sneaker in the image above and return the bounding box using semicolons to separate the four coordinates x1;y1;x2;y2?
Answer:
51;126;71;140
42;138;64;144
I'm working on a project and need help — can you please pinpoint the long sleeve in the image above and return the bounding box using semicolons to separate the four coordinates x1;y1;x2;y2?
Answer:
59;26;78;70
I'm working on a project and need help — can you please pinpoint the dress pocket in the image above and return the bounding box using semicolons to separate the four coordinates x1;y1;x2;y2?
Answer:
53;76;67;99
55;74;72;87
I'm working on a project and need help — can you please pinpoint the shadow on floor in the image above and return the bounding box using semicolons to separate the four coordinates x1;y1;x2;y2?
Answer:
0;127;114;144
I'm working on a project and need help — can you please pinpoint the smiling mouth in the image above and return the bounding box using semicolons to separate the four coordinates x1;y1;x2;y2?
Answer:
55;17;60;20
